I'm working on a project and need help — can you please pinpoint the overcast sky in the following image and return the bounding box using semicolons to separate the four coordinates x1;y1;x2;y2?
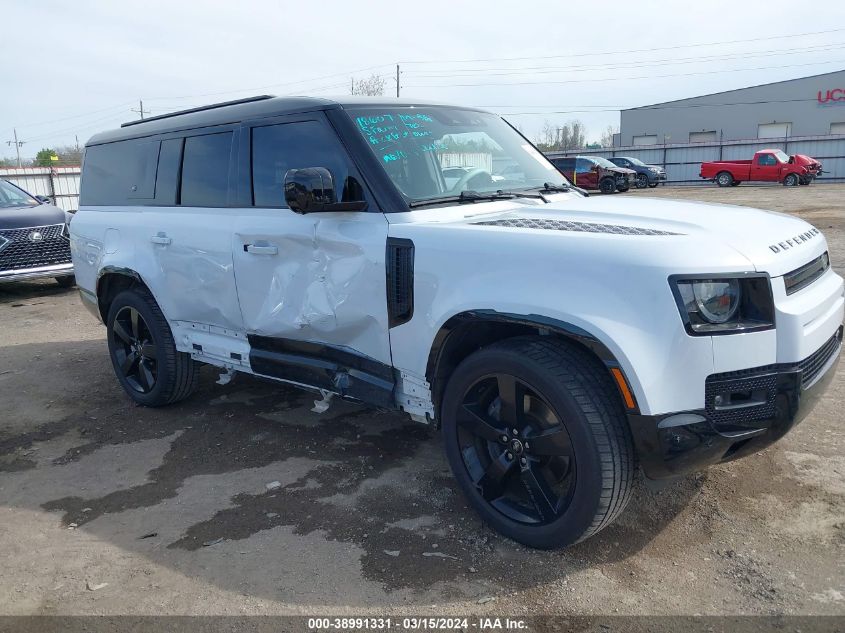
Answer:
2;0;845;158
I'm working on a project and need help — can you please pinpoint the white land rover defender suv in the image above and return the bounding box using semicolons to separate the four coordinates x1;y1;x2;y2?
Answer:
70;96;844;549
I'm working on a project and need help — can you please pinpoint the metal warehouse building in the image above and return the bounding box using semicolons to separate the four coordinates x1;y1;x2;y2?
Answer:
620;69;845;146
548;69;845;183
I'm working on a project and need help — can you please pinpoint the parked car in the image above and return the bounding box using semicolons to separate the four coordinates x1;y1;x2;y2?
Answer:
71;96;843;549
700;149;819;187
0;179;74;286
607;156;666;188
550;156;636;193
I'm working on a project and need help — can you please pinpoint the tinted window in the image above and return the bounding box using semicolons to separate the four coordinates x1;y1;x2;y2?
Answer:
81;139;159;205
252;120;364;207
155;138;183;205
180;132;232;207
757;153;777;166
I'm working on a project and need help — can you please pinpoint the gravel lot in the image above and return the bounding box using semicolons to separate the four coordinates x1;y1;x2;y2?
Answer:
0;184;843;618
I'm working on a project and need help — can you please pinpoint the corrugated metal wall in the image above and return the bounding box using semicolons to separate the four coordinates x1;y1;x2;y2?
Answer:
0;166;81;210
546;134;845;184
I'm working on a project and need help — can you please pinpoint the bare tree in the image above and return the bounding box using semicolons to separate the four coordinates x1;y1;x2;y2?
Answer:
600;125;620;148
55;145;84;165
535;120;586;152
350;73;386;96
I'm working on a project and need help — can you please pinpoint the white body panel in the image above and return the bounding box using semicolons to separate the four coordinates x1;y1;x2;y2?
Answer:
71;190;844;418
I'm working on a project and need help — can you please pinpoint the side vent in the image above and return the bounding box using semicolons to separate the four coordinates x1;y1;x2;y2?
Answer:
386;238;415;328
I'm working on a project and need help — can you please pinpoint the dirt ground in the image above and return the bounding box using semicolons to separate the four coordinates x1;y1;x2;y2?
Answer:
0;184;843;618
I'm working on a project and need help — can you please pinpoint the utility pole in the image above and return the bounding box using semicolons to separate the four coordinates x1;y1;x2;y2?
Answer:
395;64;400;98
6;129;24;167
131;99;148;120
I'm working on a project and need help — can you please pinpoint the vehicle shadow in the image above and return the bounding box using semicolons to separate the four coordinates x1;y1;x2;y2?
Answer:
0;338;703;606
0;279;74;304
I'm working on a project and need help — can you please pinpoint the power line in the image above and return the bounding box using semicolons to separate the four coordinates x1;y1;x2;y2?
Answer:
405;43;845;78
5;129;25;168
404;59;845;88
399;27;845;65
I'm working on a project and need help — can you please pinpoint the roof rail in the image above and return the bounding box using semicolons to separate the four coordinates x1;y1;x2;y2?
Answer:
120;95;275;128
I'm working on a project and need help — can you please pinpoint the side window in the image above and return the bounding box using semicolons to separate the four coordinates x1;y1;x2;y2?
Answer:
251;120;365;207
154;138;183;205
757;153;776;166
80;139;159;205
180;132;233;207
575;158;593;174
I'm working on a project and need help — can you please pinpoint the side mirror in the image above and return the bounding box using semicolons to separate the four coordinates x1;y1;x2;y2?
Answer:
283;167;367;214
35;195;52;204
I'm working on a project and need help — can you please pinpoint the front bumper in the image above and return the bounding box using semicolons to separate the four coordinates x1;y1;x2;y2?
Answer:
630;325;843;480
0;262;74;283
651;171;667;182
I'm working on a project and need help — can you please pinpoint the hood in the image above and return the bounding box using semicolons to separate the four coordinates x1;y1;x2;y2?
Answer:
452;195;826;277
612;167;637;175
0;203;67;231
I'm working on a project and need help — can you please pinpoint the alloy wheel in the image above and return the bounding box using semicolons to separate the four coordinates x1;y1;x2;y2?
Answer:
455;373;576;524
111;306;158;393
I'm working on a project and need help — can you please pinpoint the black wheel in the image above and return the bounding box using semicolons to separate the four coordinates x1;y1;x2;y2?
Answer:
106;288;199;406
441;337;635;549
599;178;616;194
55;275;75;288
716;171;733;187
799;178;809;186
783;173;799;187
617;185;629;193
635;174;649;189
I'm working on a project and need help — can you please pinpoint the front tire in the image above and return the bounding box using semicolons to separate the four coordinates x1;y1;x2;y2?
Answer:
635;174;649;189
599;178;616;194
106;288;199;406
784;173;799;187
441;337;635;549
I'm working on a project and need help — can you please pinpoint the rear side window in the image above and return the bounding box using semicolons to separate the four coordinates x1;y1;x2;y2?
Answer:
251;120;364;207
81;139;159;205
180;132;233;207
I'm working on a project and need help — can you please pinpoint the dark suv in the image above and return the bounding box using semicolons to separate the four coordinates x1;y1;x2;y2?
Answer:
607;156;666;188
550;156;636;194
0;179;74;286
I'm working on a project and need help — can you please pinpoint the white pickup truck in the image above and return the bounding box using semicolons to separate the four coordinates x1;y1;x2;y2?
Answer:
69;96;844;548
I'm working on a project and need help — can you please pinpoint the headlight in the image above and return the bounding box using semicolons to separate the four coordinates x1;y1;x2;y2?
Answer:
649;167;660;172
670;275;775;335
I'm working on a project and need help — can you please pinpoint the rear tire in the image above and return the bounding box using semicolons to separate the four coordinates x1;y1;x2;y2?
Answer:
106;288;199;406
716;171;733;187
441;337;635;549
599;178;616;194
635;174;649;189
784;173;799;187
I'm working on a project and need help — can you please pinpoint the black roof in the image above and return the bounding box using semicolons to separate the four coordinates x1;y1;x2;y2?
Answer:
87;95;487;146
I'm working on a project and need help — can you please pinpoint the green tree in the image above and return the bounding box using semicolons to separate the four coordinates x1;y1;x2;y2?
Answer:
34;148;59;166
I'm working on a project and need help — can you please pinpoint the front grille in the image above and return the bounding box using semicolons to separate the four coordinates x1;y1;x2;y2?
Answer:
0;224;71;272
799;331;841;388
784;252;829;295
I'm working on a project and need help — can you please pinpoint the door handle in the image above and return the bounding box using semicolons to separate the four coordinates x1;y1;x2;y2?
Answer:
244;243;278;256
150;233;172;245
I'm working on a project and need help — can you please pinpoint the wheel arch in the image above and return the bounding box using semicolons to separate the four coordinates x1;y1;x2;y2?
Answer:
95;266;151;322
424;310;641;420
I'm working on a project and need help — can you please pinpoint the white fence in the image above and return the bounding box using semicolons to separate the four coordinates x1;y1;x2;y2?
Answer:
1;166;81;211
545;134;845;184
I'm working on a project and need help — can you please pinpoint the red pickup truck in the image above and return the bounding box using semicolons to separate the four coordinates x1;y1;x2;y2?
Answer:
700;149;822;187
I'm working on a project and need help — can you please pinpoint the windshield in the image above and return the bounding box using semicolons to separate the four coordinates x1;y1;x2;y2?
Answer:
592;157;619;169
773;150;790;163
0;179;38;209
624;157;646;166
346;107;569;203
